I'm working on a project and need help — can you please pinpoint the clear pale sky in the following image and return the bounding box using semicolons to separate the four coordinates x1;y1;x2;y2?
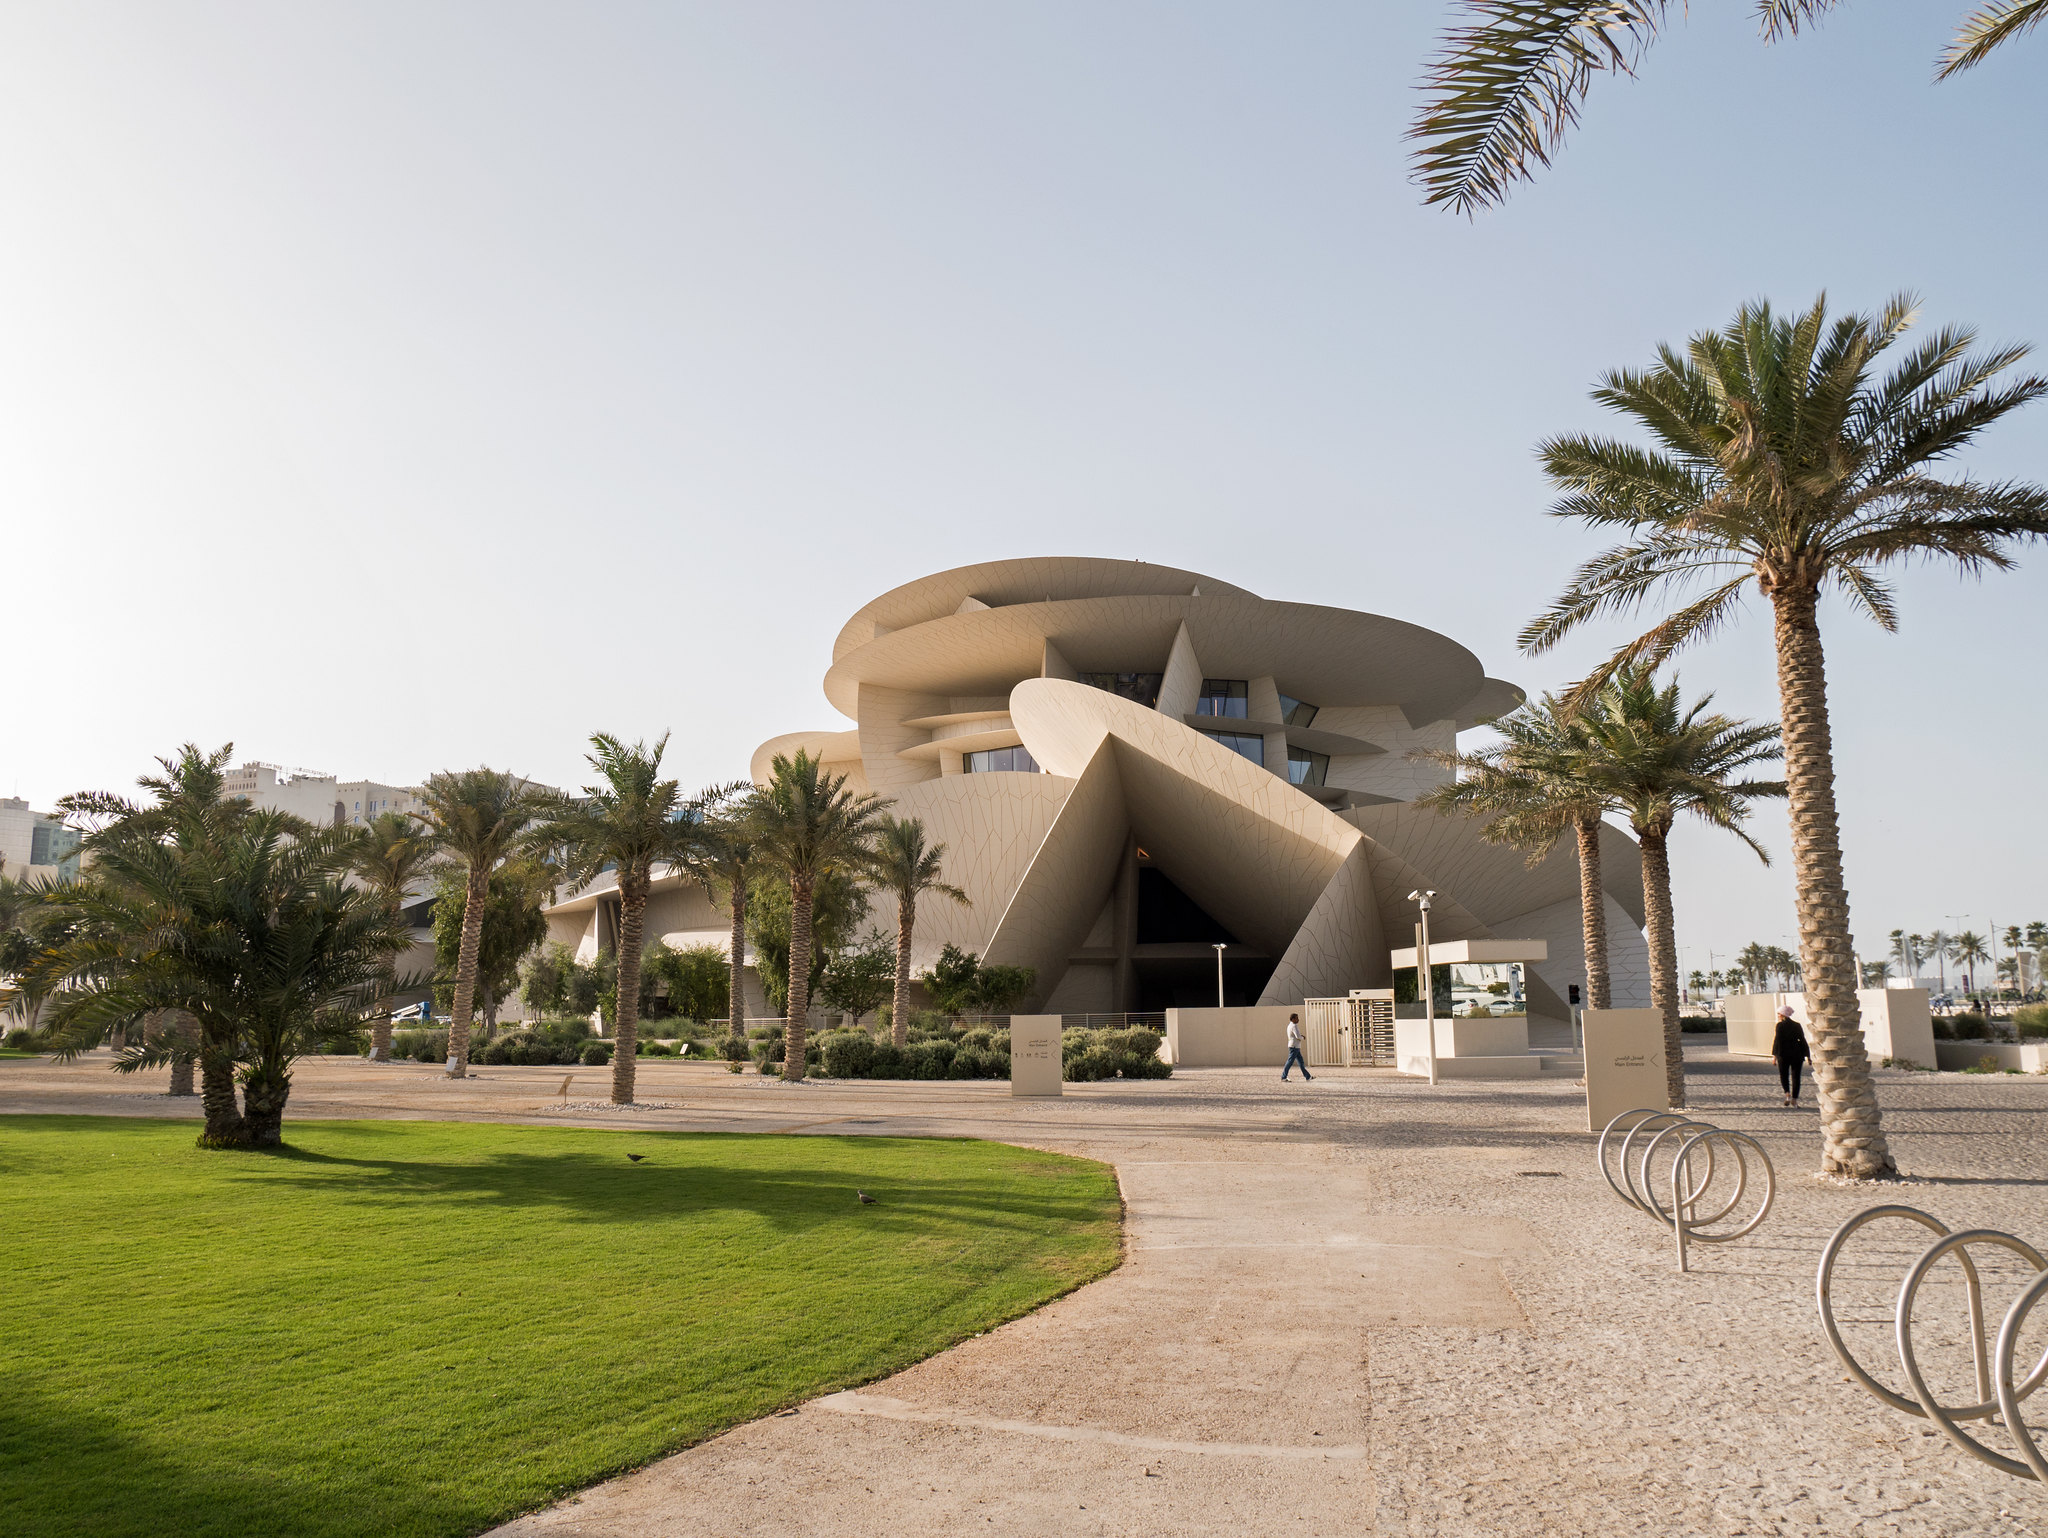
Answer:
4;2;2043;974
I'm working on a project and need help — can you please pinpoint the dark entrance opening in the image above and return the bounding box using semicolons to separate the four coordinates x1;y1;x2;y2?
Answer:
1130;866;1274;1008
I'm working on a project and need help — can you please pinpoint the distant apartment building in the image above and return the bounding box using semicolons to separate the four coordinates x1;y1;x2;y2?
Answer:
222;763;422;829
0;797;82;880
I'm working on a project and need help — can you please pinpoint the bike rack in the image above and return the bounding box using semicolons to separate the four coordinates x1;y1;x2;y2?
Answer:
1817;1205;2048;1482
1597;1108;1776;1272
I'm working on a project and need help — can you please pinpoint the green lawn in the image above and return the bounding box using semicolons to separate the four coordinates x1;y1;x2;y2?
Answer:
0;1115;1121;1538
0;1048;44;1058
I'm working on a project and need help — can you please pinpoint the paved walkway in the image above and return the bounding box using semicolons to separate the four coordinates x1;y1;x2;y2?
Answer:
5;1047;2047;1535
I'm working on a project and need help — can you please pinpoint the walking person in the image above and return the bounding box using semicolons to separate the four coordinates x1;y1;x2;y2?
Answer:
1772;1005;1810;1107
1282;1012;1313;1082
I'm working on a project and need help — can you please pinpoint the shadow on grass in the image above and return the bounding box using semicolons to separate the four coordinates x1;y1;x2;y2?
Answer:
0;1393;470;1538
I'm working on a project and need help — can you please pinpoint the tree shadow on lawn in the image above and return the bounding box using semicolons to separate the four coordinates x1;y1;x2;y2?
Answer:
229;1129;1114;1242
0;1391;471;1538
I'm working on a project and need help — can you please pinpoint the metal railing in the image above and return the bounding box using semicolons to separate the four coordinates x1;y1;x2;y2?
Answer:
1060;1012;1164;1032
1302;996;1396;1067
1817;1206;2048;1481
1597;1109;1775;1272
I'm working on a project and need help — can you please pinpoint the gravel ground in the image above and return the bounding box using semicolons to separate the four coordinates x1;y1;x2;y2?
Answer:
5;1044;2045;1536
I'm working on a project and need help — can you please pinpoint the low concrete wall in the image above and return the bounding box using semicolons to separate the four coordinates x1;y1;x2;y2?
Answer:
1163;1006;1298;1067
1723;989;1937;1071
1934;1040;2048;1073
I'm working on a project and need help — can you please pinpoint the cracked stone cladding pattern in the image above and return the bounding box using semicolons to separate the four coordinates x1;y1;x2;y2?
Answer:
1262;840;1388;1004
1010;677;1359;962
881;770;1078;976
1312;705;1456;803
1503;895;1654;1012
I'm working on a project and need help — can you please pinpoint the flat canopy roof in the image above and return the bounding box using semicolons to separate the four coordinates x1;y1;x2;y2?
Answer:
1388;938;1549;968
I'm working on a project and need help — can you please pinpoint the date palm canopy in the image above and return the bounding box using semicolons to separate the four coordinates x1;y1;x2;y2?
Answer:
1412;3;2048;214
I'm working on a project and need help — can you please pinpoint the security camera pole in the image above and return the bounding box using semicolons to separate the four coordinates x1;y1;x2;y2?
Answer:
1410;889;1437;1086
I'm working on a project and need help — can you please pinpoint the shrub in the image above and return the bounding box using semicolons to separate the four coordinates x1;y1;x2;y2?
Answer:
395;1028;450;1063
869;1041;905;1078
579;1041;613;1066
819;1031;875;1080
905;1040;957;1079
639;1041;673;1057
726;1060;743;1073
1967;1053;2006;1074
1949;1012;1989;1036
3;1027;47;1052
2015;1004;2048;1040
759;1059;782;1077
1679;1017;1721;1033
721;1035;750;1063
1062;1026;1169;1081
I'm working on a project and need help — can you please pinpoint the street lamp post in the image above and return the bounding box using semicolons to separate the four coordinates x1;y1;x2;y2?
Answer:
1212;943;1226;1009
1410;890;1437;1086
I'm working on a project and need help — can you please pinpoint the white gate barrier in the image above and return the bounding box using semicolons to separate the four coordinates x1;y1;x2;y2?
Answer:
1597;1109;1775;1272
1817;1205;2048;1482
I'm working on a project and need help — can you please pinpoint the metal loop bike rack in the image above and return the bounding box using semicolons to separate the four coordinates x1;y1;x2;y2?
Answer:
1817;1205;2048;1482
1597;1108;1775;1272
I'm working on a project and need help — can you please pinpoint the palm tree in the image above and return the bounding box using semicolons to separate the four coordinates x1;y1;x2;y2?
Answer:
1575;666;1784;1108
743;751;891;1082
56;743;267;1103
1411;3;2047;214
1953;931;1992;995
675;785;756;1050
410;768;562;1078
1925;930;1955;993
32;811;409;1147
1415;692;1619;1011
1736;942;1772;993
1687;969;1707;1003
1522;294;2048;1176
530;734;702;1106
351;810;439;1062
872;817;969;1049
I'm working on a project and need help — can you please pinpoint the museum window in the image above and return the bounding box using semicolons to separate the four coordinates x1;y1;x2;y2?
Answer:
1287;747;1328;786
1277;693;1319;728
964;745;1041;773
1196;679;1248;718
1202;731;1264;765
1081;672;1164;709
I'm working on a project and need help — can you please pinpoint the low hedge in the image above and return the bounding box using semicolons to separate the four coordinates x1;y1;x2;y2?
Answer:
802;1024;1169;1081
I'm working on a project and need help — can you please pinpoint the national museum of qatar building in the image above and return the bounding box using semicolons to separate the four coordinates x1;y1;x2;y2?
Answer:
548;557;1651;1022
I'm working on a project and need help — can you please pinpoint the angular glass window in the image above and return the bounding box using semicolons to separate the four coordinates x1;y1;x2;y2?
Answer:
1082;672;1164;709
1196;679;1248;718
964;745;1041;773
1286;747;1328;786
1277;693;1319;728
1202;731;1264;765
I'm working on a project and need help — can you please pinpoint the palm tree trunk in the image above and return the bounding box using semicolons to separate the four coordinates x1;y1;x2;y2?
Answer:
1636;825;1684;1110
892;891;916;1049
785;875;813;1081
1772;586;1896;1178
611;881;645;1104
241;1055;290;1148
166;1010;197;1097
1573;816;1611;1011
446;864;489;1077
369;946;397;1062
726;879;748;1047
196;1032;246;1147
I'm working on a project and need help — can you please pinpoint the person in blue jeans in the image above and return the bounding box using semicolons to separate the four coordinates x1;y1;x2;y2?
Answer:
1282;1012;1313;1081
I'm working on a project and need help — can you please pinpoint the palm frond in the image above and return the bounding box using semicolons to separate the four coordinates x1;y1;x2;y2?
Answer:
1938;0;2048;77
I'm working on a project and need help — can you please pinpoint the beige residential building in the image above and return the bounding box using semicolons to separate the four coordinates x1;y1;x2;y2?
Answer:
546;557;1651;1021
222;762;423;829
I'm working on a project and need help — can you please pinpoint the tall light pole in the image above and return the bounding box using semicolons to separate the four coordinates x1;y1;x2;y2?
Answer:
1410;889;1437;1086
1212;943;1226;1009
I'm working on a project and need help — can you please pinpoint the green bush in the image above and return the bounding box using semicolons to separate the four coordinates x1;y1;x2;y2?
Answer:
721;1035;750;1063
2015;1004;2048;1040
638;1041;673;1057
579;1041;613;1066
1061;1026;1169;1081
391;1028;449;1063
1679;1017;1720;1033
818;1031;875;1079
3;1027;47;1052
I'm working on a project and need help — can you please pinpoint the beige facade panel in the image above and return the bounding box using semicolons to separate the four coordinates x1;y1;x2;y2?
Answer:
1388;938;1550;968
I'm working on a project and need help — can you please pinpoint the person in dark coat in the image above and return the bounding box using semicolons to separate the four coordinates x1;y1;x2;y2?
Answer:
1772;1006;1811;1107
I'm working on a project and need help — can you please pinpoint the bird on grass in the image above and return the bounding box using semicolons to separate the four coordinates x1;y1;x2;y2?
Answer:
627;1154;649;1164
856;1190;877;1204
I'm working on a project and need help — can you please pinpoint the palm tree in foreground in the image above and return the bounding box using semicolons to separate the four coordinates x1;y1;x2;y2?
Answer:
1578;666;1784;1108
1411;3;2048;214
533;734;698;1105
1523;293;2048;1176
351;810;440;1062
872;817;969;1049
411;768;561;1078
744;751;891;1082
1415;692;1617;1011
